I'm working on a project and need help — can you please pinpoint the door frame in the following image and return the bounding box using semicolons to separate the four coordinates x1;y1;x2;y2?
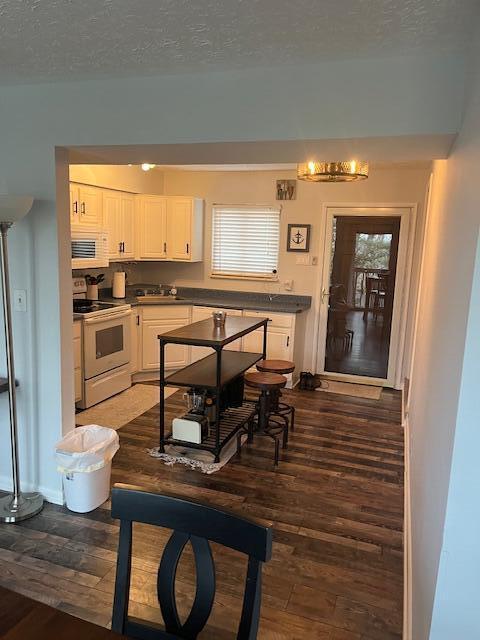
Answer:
312;202;417;388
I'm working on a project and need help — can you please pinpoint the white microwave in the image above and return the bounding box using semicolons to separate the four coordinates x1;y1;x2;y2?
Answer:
71;230;109;269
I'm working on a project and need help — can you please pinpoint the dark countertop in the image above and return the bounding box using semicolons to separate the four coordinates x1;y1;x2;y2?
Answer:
98;286;311;314
159;315;268;346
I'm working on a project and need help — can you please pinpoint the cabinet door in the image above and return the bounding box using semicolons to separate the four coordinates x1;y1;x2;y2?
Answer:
142;320;190;370
138;196;167;259
166;198;192;260
103;191;122;260
130;311;140;374
78;185;103;228
242;327;291;360
70;184;80;226
121;194;136;259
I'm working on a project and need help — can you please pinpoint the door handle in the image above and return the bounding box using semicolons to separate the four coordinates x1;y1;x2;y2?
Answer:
321;287;329;303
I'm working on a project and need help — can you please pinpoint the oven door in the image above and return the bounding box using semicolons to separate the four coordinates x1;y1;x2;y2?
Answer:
83;309;131;380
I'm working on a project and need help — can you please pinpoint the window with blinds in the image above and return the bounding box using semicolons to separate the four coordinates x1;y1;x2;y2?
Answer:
211;205;280;279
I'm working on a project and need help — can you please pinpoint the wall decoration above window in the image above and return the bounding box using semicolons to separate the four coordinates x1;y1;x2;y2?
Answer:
276;179;296;200
287;224;311;252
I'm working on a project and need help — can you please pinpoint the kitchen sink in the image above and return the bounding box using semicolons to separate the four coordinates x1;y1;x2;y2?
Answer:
136;295;185;304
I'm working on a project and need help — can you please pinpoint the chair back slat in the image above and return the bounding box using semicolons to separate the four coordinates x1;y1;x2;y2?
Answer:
111;484;273;640
157;532;215;639
111;484;272;562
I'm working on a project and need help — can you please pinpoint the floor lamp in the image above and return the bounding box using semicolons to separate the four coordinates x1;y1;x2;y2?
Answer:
0;196;43;523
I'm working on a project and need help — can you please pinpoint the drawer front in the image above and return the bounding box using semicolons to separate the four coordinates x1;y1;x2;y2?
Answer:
141;304;191;321
243;310;294;329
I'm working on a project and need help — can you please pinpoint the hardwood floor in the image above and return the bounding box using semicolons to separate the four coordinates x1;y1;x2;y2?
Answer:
0;387;403;639
325;310;391;379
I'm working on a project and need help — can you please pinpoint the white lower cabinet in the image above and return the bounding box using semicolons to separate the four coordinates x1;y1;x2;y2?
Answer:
73;321;83;403
130;310;141;374
133;304;306;387
242;311;301;388
140;305;191;371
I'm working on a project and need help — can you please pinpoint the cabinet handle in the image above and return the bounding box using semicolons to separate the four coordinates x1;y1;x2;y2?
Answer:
119;242;123;253
136;315;140;326
163;242;167;254
122;241;125;253
73;201;78;214
286;336;290;347
186;243;189;254
80;202;86;215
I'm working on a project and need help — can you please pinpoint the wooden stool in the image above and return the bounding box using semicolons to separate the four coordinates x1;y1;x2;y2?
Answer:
238;372;288;466
256;360;295;432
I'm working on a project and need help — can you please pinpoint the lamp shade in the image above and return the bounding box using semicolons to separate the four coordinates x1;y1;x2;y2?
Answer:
0;196;34;224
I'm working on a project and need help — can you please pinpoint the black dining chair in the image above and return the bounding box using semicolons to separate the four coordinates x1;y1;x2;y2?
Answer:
111;484;273;640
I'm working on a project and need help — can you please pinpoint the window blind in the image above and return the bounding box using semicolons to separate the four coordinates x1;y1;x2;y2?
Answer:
211;205;280;279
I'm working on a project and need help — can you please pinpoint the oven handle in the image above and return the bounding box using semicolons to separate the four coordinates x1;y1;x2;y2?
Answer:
83;309;132;325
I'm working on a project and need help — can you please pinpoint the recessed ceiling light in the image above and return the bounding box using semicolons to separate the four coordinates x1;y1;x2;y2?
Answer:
141;163;156;172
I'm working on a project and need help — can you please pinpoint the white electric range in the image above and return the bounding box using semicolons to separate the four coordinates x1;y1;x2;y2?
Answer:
73;277;132;409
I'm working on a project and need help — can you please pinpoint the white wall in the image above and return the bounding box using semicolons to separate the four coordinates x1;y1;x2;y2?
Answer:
0;51;467;502
408;29;480;640
136;165;429;373
69;165;164;194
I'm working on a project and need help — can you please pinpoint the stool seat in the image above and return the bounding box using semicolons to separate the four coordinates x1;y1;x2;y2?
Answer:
245;372;287;390
256;359;295;374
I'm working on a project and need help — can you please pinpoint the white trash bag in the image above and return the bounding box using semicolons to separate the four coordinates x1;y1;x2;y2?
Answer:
55;425;119;513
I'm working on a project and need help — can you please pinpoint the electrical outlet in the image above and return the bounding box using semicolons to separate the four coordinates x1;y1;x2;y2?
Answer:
14;290;27;313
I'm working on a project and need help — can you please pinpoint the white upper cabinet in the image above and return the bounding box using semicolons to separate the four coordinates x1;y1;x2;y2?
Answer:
137;195;167;260
70;183;203;263
137;195;203;262
103;189;135;261
70;183;103;229
166;197;204;261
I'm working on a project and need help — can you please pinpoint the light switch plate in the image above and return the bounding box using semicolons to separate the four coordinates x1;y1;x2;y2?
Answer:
295;255;311;266
14;290;27;312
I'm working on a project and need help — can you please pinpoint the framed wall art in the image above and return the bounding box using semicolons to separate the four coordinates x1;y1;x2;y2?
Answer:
276;179;297;200
287;224;311;252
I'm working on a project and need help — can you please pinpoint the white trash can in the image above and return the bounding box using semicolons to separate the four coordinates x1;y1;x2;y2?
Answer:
55;425;119;513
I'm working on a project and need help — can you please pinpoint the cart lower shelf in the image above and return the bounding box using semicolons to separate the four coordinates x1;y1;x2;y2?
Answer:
160;401;256;461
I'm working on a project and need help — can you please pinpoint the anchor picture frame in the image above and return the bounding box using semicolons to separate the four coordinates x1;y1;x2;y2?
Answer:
287;223;311;252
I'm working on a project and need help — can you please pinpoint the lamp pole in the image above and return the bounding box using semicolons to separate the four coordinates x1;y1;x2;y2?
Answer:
0;221;43;522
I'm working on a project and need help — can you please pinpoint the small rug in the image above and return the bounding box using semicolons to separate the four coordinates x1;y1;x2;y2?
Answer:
76;384;178;430
315;379;382;400
147;435;246;474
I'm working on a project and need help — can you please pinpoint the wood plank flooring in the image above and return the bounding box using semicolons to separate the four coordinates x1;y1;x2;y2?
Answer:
0;387;403;639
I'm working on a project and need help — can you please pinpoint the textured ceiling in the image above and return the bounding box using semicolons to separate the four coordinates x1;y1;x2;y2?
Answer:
2;0;476;84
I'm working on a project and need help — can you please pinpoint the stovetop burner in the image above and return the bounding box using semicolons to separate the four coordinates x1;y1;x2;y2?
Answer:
73;299;117;314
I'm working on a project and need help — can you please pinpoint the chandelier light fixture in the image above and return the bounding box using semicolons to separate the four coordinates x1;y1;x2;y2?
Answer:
297;160;369;182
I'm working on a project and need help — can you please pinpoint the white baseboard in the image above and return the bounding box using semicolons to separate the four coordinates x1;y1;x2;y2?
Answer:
403;403;412;640
0;474;64;506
